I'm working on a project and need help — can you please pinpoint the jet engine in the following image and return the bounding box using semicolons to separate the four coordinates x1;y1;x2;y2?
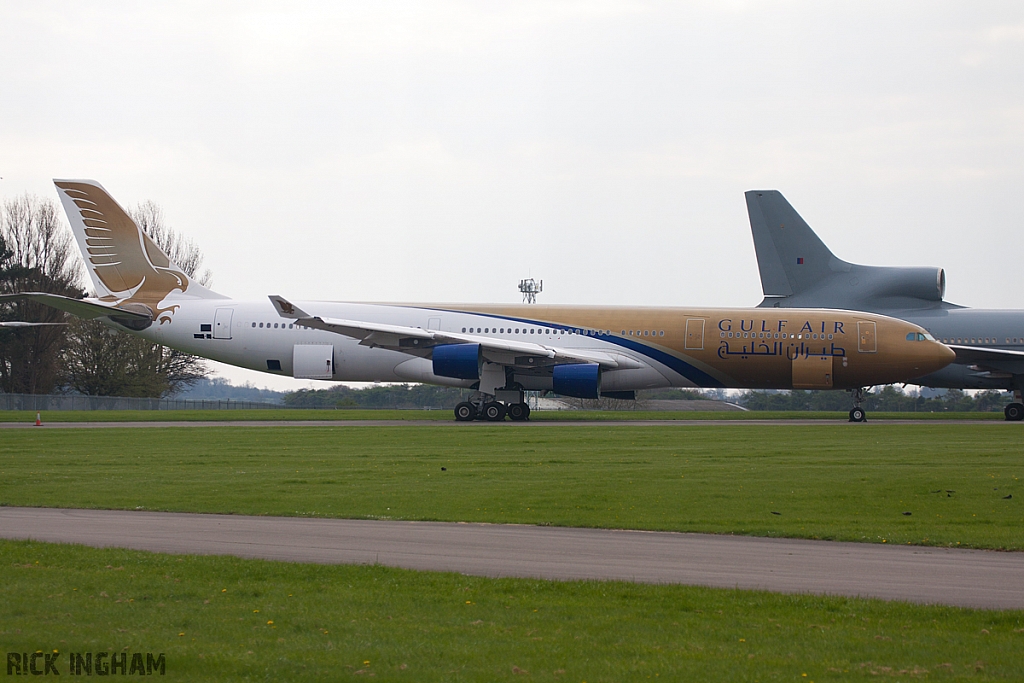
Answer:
432;343;482;380
552;363;601;399
858;266;945;303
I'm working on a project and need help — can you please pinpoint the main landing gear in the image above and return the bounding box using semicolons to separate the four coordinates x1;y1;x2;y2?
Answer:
848;388;867;423
1005;390;1024;421
454;390;531;422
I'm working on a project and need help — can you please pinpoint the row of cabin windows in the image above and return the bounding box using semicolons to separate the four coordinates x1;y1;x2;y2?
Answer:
721;331;831;340
253;322;308;329
466;327;610;335
461;327;665;337
938;337;1024;345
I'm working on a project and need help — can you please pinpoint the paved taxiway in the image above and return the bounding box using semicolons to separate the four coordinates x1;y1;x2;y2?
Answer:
2;507;1021;610
0;419;1015;428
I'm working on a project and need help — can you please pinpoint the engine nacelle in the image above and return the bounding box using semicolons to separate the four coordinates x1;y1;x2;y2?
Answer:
552;363;601;399
862;266;945;302
432;343;482;380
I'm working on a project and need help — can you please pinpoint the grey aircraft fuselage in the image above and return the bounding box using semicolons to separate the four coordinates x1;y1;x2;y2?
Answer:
746;190;1024;392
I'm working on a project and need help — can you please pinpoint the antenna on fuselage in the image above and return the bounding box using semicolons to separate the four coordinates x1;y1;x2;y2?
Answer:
518;278;543;304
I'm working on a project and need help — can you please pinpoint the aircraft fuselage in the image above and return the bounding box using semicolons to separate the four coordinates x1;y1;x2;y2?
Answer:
125;298;953;392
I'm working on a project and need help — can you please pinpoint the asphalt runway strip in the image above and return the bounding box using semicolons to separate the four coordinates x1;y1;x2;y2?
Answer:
2;507;1021;610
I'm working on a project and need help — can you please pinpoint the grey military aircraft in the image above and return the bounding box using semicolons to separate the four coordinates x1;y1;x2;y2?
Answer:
746;190;1024;421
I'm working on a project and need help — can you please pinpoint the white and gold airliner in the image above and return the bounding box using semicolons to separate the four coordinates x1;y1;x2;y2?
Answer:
1;180;955;422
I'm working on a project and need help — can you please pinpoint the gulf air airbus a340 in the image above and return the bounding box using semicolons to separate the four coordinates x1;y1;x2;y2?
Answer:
0;180;955;422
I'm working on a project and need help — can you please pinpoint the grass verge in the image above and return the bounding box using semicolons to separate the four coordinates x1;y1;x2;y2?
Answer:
1;425;1020;549
2;539;1022;681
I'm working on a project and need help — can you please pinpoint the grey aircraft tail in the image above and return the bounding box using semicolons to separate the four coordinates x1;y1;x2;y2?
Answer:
745;190;953;312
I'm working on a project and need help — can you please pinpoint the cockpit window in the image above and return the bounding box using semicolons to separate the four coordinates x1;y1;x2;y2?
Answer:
906;332;916;341
906;332;931;341
922;332;935;341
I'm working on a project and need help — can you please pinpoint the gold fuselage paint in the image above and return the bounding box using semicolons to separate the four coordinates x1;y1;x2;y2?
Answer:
429;304;954;390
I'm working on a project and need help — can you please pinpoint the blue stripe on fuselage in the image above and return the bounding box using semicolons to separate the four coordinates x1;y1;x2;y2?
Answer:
421;307;726;388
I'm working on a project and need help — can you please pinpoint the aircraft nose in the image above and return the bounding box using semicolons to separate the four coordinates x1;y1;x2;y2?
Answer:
929;339;956;369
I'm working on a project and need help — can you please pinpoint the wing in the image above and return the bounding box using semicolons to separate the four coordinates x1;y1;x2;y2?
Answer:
948;344;1024;375
269;296;642;370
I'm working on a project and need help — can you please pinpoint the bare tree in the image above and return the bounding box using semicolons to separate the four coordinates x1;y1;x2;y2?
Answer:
61;202;210;397
0;194;84;393
129;200;212;287
62;317;206;397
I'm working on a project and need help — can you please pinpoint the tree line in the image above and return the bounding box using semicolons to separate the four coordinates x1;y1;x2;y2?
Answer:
737;386;1007;412
0;194;208;397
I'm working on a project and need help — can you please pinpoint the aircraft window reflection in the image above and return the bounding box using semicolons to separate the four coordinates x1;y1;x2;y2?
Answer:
259;323;264;328
252;322;256;328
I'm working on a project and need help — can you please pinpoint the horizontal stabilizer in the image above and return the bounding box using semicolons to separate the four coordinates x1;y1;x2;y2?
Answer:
0;292;151;321
0;321;68;328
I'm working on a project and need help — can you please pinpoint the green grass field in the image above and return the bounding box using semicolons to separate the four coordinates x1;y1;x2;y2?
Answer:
3;539;1022;682
1;424;1020;549
0;408;1004;422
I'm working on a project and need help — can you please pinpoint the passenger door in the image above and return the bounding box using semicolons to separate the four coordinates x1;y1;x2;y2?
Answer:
213;307;233;339
857;321;877;353
685;318;705;350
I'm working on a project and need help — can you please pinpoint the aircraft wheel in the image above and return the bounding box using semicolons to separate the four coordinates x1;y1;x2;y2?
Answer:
849;407;866;423
454;402;477;422
507;403;529;421
482;401;506;422
1004;402;1024;421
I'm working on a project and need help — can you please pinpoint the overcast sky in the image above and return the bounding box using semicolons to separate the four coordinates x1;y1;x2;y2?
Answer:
2;2;1023;389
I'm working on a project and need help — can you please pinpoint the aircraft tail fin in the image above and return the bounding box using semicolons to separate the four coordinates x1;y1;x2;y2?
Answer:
745;190;950;311
745;190;845;299
53;179;226;308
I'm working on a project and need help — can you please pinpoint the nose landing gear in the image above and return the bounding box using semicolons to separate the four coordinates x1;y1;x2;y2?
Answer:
1005;390;1024;421
848;388;867;422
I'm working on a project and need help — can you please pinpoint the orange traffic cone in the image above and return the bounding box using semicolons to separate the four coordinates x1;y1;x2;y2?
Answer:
34;411;42;426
